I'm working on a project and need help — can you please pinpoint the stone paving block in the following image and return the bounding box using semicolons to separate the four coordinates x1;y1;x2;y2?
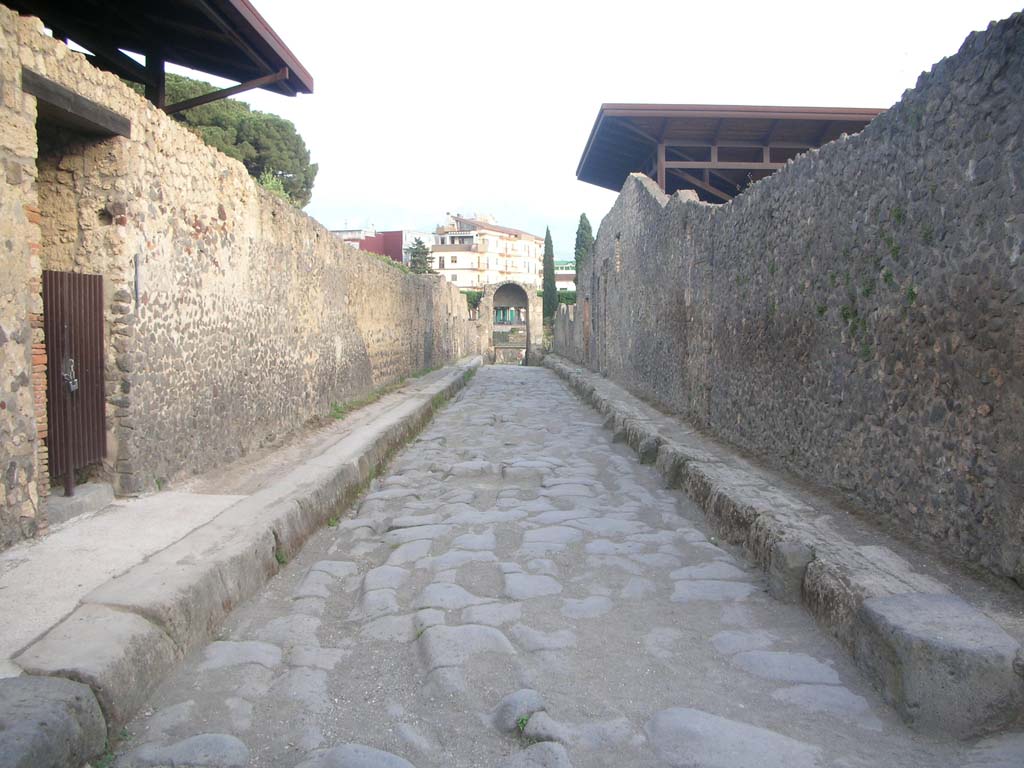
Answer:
644;707;822;768
0;675;105;768
14;604;178;729
294;743;417;768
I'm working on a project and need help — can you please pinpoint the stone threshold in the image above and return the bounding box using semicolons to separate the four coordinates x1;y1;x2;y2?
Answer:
545;354;1024;739
1;357;482;766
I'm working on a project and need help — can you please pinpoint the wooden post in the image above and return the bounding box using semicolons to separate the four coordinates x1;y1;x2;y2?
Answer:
145;54;165;108
656;142;666;191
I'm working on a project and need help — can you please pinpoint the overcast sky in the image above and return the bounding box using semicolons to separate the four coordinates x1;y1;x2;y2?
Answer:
172;1;1021;261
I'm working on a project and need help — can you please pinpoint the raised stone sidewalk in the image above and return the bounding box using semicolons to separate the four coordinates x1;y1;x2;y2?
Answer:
545;355;1024;739
0;358;480;768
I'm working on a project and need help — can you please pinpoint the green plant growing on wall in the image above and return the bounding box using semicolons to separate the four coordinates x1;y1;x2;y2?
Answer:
156;74;318;206
462;290;483;311
258;168;292;204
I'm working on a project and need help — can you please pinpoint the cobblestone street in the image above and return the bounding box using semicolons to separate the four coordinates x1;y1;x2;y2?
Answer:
115;366;969;767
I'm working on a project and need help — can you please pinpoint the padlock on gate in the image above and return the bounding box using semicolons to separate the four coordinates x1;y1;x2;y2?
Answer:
63;357;79;393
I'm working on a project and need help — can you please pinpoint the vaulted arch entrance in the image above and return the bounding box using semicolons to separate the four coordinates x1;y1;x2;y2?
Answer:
481;281;543;365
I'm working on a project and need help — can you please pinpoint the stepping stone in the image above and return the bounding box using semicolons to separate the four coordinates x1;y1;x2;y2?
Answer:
294;571;335;599
198;641;282;671
363;566;409;591
387;540;433;566
125;734;249;767
731;651;840;684
294;743;417;768
644;707;821;768
412;582;493;610
418;550;498;571
417;624;515;670
504;573;563;600
384;524;452;545
355;589;400;619
389;513;443;529
771;684;882;730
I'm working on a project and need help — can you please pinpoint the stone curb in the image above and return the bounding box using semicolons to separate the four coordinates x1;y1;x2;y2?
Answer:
7;358;481;766
544;355;1024;739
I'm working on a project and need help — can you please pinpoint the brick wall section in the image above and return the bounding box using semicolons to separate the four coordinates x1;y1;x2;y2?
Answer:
556;13;1024;584
0;6;481;546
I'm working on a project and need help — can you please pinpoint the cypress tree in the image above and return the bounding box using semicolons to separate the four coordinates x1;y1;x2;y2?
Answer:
543;227;557;320
573;213;594;271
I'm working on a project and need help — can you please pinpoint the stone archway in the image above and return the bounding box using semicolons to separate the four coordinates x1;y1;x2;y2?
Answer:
480;280;543;365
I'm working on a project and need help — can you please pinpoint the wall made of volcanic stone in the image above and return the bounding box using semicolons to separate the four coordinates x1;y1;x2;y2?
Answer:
0;6;480;545
557;13;1024;583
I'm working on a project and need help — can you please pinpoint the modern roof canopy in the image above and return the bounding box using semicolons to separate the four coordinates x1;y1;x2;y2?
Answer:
577;103;884;203
8;0;313;111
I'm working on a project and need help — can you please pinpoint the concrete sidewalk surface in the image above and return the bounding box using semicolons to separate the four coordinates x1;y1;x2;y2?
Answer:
0;357;480;767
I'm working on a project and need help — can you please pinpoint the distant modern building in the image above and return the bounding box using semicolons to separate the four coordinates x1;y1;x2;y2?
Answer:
577;103;883;202
331;229;432;266
554;260;576;291
432;214;544;288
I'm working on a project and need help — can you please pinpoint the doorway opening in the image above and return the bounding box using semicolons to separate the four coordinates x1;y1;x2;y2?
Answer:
492;282;530;365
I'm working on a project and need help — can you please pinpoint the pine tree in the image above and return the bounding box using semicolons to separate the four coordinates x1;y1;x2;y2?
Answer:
543;227;557;320
405;238;434;274
573;213;594;271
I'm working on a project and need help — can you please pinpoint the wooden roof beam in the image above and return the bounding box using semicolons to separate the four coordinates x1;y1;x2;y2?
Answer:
668;168;733;202
666;160;786;171
164;67;289;114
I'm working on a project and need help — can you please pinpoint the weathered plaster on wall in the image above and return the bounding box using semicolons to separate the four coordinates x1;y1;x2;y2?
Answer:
0;5;480;545
556;14;1024;583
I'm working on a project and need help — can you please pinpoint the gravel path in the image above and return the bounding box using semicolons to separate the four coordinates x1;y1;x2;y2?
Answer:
114;366;988;767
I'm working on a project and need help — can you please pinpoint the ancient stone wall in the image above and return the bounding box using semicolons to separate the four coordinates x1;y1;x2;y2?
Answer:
0;5;480;545
556;13;1024;583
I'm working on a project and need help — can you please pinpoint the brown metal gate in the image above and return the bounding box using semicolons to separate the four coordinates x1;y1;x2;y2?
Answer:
43;270;106;493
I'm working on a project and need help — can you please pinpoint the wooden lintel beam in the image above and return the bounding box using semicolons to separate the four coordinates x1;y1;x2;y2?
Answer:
22;67;131;138
665;161;786;171
669;168;733;202
164;68;289;114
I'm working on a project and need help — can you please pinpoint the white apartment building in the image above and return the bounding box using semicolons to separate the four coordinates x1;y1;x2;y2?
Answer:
431;214;544;288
